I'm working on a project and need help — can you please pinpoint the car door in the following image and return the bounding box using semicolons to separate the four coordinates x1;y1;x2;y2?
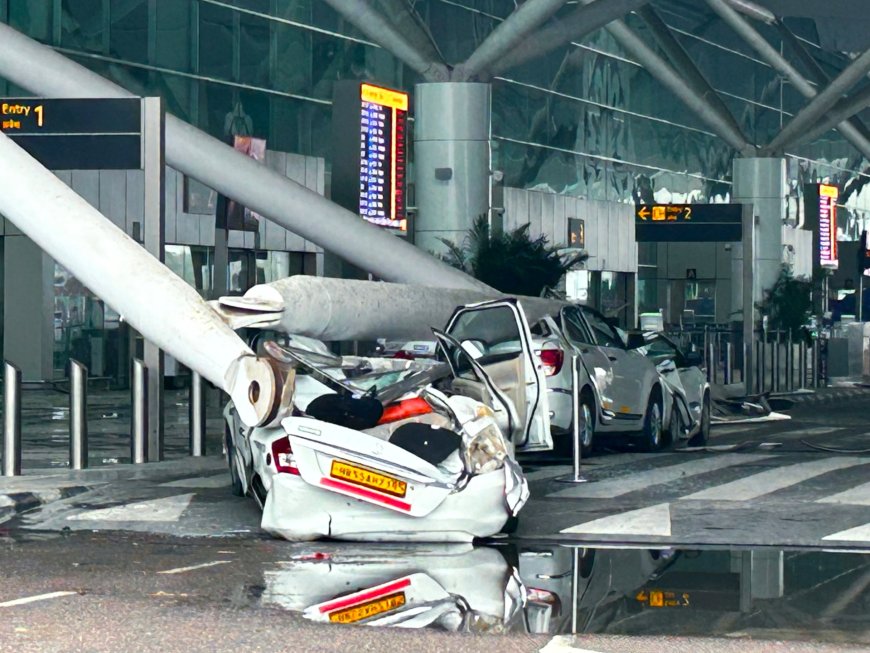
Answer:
443;299;552;452
559;305;619;416
576;307;645;417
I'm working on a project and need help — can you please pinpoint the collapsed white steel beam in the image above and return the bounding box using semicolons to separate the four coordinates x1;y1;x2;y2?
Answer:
489;0;650;77
213;276;567;342
454;0;569;81
0;132;277;429
375;0;445;66
0;22;487;293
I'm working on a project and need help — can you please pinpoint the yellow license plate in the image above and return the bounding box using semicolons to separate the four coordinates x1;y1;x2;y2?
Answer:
330;460;408;498
328;592;406;624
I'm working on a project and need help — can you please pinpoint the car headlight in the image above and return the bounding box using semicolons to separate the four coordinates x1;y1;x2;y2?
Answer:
462;416;508;475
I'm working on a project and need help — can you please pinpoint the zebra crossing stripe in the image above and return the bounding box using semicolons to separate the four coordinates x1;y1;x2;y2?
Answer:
561;503;671;537
822;522;870;543
549;453;771;499
817;479;870;506
681;457;870;502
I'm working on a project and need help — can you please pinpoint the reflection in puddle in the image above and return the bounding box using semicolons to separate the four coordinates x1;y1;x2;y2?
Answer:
256;543;870;645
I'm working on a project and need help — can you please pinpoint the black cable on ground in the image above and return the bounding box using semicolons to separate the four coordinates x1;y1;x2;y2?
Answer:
801;440;870;454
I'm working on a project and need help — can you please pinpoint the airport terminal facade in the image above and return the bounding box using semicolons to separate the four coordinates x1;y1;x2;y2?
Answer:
2;1;869;381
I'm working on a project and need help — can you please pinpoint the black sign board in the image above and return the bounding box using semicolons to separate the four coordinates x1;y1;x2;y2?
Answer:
331;81;408;232
635;203;742;242
0;98;141;169
567;217;585;249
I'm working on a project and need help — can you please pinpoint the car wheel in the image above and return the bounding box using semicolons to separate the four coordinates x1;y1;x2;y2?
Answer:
641;390;664;452
501;515;519;534
665;407;681;450
688;392;711;447
225;423;245;497
578;395;596;457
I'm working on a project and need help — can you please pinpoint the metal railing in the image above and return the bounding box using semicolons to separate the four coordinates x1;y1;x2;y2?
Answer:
1;357;211;476
664;325;824;393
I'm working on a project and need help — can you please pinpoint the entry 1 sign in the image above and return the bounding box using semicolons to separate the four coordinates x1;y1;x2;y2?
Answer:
635;203;742;242
0;98;141;169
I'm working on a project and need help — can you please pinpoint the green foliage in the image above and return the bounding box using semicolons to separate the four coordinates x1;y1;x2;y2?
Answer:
757;265;816;338
439;215;587;297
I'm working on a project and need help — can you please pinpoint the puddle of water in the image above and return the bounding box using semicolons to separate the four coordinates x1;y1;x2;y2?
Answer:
247;542;870;644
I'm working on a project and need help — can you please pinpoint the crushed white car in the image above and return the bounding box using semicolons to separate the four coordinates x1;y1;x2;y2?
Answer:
223;301;554;542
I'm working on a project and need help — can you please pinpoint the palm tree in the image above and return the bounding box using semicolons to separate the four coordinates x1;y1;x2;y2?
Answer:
439;215;587;297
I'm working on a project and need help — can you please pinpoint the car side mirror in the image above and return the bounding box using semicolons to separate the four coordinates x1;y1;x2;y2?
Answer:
626;333;646;349
684;351;702;367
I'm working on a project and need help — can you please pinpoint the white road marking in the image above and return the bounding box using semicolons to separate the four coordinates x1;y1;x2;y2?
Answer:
66;493;194;523
160;475;229;489
561;503;671;537
524;453;670;482
549;454;771;499
0;591;77;608
712;412;791;425
539;635;606;653
157;560;232;575
682;457;870;502
823;522;870;543
817;480;870;506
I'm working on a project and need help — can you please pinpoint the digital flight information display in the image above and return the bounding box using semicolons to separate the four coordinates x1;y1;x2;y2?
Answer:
818;183;839;269
331;82;409;232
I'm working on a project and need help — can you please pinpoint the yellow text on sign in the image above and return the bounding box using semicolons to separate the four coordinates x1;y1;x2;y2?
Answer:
361;83;409;111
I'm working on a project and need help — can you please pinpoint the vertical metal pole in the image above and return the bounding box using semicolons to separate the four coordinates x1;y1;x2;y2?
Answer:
69;359;88;470
786;332;793;392
812;339;820;388
773;331;781;392
558;355;588;485
799;340;807;389
189;370;206;456
2;362;21;476
725;341;733;385
131;359;148;464
571;547;579;634
741;204;756;395
142;97;165;462
707;341;715;383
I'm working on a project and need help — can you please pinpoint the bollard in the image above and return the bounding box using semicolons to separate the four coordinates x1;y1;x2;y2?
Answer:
773;332;781;393
69;359;88;470
189;370;206;457
557;355;588;485
725;342;733;385
131;359;148;464
2;362;21;476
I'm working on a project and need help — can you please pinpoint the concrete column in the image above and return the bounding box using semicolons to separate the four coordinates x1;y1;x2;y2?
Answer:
3;233;54;381
731;158;786;321
414;82;491;255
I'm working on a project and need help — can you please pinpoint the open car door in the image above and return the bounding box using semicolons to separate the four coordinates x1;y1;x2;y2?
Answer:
442;299;552;452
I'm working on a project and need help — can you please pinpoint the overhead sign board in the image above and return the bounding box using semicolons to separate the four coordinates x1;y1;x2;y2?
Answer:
635;203;742;242
817;183;839;269
331;81;408;232
0;98;142;169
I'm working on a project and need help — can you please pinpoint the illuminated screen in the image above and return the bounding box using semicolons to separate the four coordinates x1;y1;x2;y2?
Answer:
818;183;838;268
331;81;408;232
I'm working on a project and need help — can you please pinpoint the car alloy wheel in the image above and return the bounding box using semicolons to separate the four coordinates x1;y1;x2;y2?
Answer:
643;395;664;452
579;400;595;455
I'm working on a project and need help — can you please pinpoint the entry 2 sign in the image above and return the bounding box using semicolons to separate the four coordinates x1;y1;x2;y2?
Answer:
635;203;743;242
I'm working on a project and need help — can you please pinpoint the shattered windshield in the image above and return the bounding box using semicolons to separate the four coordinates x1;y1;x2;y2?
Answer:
264;340;449;400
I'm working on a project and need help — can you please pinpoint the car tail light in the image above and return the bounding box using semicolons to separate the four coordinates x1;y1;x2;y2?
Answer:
538;347;564;376
392;350;415;360
377;397;432;425
271;436;300;475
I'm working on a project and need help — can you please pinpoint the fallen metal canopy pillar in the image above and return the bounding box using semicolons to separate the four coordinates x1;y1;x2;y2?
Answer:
320;0;448;81
490;0;650;77
638;5;747;142
705;0;870;162
454;0;569;81
0;22;488;293
578;0;755;157
765;47;870;155
0;132;277;428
